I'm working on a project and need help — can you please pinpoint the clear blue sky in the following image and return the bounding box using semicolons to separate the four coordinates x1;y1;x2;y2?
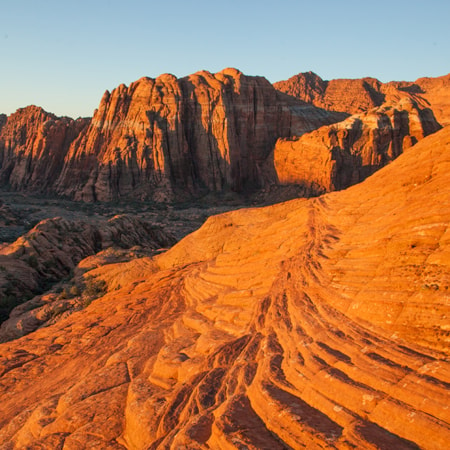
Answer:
1;0;449;118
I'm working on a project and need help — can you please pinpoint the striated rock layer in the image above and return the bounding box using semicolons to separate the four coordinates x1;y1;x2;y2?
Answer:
0;125;449;448
271;96;441;193
274;71;450;124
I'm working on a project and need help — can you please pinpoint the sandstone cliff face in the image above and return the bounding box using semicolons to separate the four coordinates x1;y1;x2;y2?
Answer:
0;106;89;191
271;97;441;193
1;70;447;203
274;72;386;114
55;69;342;201
0;127;449;448
400;73;450;126
274;71;450;124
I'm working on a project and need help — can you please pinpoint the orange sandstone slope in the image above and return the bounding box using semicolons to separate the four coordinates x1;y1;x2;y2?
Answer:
1;127;450;448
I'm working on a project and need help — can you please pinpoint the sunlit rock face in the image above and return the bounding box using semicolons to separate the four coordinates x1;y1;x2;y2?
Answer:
0;106;89;191
270;96;441;193
55;68;342;202
1;71;448;204
274;71;450;125
0;126;449;449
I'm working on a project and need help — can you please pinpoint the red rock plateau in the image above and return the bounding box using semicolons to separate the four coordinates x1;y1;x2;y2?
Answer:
0;120;449;448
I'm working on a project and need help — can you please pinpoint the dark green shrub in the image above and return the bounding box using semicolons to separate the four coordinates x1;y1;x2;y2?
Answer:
84;277;107;299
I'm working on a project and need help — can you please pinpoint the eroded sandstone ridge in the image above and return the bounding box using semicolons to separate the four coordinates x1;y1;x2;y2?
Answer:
274;71;450;123
0;125;449;448
271;97;441;192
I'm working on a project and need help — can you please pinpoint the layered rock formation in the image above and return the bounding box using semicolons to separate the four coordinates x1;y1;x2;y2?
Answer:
274;71;450;123
0;125;449;448
271;97;441;193
400;73;450;126
2;70;448;203
54;69;342;202
274;71;386;114
0;106;89;191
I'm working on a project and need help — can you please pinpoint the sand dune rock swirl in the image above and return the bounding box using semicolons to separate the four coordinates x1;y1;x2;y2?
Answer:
1;128;450;448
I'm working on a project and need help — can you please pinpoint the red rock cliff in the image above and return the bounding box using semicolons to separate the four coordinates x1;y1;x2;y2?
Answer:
0;106;89;192
55;69;342;201
274;72;386;114
270;97;441;193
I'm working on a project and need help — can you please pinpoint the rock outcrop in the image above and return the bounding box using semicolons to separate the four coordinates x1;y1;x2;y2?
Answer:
0;125;449;449
274;71;450;124
274;72;386;114
270;97;441;193
0;106;89;191
55;68;342;202
396;73;450;126
0;215;176;323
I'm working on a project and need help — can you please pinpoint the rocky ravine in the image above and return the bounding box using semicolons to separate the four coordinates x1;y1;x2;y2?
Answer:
0;125;449;448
